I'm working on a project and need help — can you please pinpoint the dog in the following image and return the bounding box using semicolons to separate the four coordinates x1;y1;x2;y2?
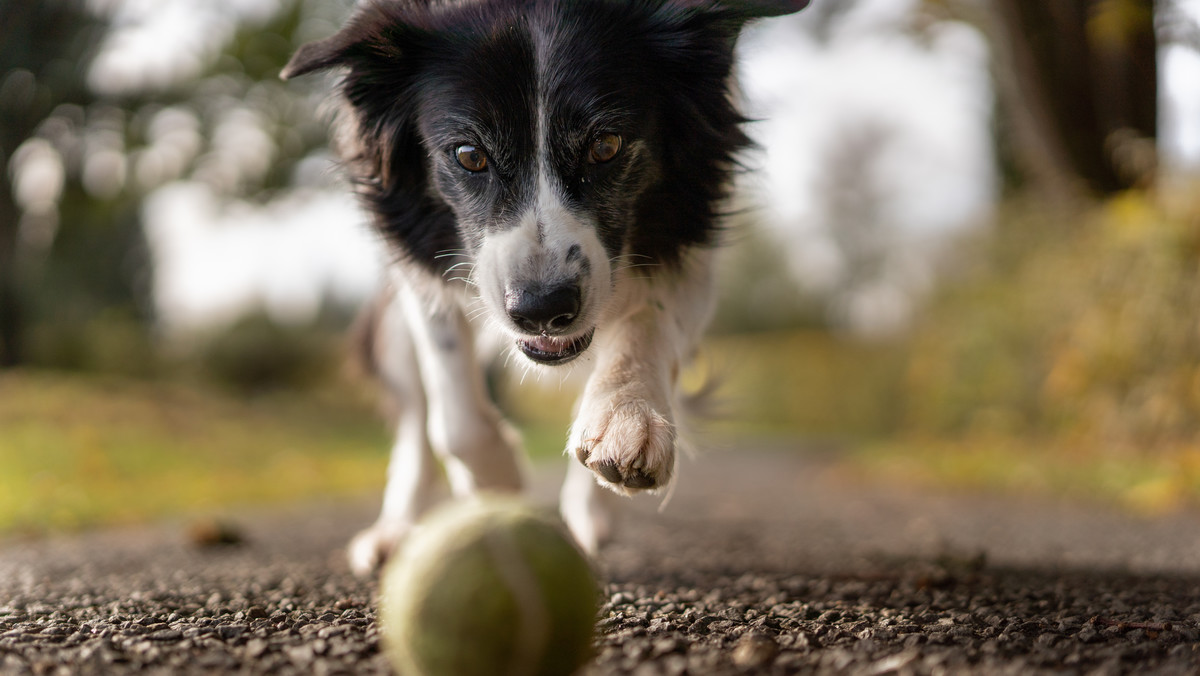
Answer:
282;0;810;575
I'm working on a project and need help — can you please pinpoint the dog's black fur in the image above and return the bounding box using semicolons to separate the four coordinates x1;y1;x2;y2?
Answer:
283;0;809;572
284;0;792;279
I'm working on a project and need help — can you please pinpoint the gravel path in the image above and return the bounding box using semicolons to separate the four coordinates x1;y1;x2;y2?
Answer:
3;448;1200;674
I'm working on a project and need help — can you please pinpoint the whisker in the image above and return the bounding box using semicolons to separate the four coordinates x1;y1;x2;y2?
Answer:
466;307;491;324
612;262;658;273
610;253;654;265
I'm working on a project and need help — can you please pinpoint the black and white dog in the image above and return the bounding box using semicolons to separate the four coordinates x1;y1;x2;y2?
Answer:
283;0;809;574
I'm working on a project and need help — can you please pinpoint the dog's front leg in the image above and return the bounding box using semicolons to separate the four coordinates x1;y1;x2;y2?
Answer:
347;289;442;575
348;279;523;575
397;280;525;498
565;252;716;519
568;309;679;495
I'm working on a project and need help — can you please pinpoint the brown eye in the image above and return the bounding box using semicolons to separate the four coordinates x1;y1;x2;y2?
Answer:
588;133;622;164
455;145;488;172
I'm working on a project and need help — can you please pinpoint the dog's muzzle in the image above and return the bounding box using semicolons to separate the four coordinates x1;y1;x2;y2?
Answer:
505;281;593;365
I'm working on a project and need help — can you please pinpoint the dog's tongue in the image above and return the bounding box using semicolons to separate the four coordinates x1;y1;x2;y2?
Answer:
525;335;565;355
517;328;593;365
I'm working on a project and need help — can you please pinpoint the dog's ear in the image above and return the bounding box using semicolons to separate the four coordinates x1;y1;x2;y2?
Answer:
280;4;408;81
719;0;811;18
281;31;360;80
678;0;809;38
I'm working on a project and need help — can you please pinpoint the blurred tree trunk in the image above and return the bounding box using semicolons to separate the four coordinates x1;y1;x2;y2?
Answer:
0;174;21;367
0;0;107;368
990;0;1158;196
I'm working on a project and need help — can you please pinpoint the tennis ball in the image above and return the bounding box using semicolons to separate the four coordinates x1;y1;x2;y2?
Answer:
379;496;599;676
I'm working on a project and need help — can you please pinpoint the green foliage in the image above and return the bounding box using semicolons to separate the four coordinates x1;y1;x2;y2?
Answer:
842;185;1200;514
195;312;341;395
712;222;829;334
902;186;1200;453
0;0;107;135
25;310;160;377
141;0;350;200
853;437;1200;516
0;371;390;536
499;330;906;445
702;331;905;440
2;0;350;371
1;0;112;366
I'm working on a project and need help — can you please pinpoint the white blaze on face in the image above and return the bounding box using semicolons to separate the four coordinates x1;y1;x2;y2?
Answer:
473;104;612;341
472;21;615;344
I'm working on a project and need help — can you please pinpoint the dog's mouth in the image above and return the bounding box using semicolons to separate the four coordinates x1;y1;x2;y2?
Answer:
517;329;595;365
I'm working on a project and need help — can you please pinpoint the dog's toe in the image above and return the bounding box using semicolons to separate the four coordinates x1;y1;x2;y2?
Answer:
594;459;623;484
588;457;657;489
622;469;656;489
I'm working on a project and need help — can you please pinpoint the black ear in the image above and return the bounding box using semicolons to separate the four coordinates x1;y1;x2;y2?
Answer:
717;0;811;19
685;0;810;37
281;2;409;81
281;30;360;80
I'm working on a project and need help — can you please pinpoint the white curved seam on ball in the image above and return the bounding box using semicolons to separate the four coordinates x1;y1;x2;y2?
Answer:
484;526;551;676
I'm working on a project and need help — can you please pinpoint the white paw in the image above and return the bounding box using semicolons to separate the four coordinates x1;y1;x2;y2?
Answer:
569;393;676;495
562;504;610;556
346;520;411;577
430;414;525;495
560;461;617;555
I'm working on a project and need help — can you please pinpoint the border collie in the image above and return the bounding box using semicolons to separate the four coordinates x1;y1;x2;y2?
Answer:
283;0;809;574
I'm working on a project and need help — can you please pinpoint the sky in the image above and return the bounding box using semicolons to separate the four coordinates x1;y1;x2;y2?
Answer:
84;0;1200;335
737;0;996;331
143;183;383;333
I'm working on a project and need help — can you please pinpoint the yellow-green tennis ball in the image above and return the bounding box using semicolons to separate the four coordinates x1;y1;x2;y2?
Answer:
379;496;599;676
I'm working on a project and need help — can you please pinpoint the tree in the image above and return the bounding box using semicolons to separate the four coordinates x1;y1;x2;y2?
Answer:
0;0;109;367
994;0;1157;195
925;0;1160;198
0;0;342;370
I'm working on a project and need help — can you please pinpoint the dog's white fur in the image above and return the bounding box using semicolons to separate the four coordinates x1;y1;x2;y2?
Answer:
348;243;716;575
294;0;807;576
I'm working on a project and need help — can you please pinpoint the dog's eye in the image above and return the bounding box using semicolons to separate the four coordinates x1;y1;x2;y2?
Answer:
588;133;622;164
455;145;488;172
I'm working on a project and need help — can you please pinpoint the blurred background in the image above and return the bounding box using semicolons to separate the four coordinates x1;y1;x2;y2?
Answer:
2;0;1199;536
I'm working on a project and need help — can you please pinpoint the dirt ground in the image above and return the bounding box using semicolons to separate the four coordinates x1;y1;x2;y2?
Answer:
3;448;1200;674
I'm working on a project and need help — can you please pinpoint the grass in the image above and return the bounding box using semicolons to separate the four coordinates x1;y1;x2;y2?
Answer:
1;330;898;538
850;437;1200;517
498;329;906;444
0;371;394;536
0;368;591;538
4;326;1196;538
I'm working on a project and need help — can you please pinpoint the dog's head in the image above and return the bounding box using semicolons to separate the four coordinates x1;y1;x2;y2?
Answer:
284;0;808;365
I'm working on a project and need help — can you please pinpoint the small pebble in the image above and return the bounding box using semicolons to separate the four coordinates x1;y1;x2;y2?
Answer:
731;632;779;668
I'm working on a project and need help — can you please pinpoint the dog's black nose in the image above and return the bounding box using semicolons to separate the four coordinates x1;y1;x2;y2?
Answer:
505;283;580;335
